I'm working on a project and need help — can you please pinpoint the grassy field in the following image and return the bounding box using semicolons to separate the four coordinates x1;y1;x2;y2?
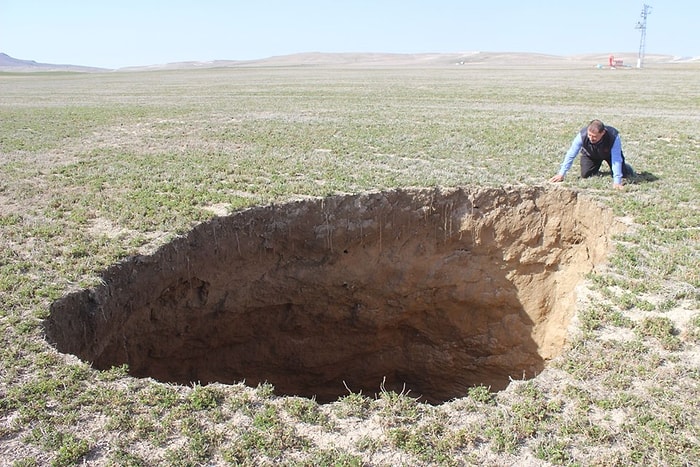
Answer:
1;61;699;466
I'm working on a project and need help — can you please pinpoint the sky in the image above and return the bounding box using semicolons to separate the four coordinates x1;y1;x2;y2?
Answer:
1;1;698;69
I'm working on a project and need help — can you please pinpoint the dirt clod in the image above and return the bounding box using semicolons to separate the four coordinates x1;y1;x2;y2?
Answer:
45;186;616;403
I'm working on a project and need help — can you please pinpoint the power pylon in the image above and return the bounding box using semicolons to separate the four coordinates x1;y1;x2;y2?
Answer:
635;4;652;68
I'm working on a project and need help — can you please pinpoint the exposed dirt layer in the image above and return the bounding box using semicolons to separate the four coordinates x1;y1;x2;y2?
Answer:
45;186;617;403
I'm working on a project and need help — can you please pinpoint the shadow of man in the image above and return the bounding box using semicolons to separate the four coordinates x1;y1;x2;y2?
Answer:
633;171;660;183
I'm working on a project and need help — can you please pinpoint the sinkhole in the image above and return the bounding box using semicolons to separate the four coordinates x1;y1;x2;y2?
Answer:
45;186;617;404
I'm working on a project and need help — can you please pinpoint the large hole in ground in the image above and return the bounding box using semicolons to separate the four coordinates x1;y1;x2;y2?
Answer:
45;186;616;403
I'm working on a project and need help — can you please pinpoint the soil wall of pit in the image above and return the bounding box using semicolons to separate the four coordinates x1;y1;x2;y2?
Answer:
45;186;618;403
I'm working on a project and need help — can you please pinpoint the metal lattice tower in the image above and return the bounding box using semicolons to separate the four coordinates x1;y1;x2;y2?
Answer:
635;4;652;68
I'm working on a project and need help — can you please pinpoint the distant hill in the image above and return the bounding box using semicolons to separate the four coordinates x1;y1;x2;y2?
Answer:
0;53;108;72
117;51;696;71
1;51;696;73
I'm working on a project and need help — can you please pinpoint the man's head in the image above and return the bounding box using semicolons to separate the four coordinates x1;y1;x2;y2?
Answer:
587;119;606;143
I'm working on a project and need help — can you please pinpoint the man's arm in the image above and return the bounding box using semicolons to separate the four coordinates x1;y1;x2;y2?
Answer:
550;133;583;182
611;135;623;186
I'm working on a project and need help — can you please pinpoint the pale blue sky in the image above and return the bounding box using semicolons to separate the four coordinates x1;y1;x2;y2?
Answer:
1;1;697;69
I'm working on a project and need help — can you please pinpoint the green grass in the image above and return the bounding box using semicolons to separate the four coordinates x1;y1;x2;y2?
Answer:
1;61;699;465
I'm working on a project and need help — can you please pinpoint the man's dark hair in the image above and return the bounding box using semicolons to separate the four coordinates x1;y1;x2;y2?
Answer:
588;119;606;133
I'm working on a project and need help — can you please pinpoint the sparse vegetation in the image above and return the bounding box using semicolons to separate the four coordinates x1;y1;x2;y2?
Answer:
1;60;699;465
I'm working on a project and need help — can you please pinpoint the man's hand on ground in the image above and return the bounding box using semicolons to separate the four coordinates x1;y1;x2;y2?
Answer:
549;174;564;183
